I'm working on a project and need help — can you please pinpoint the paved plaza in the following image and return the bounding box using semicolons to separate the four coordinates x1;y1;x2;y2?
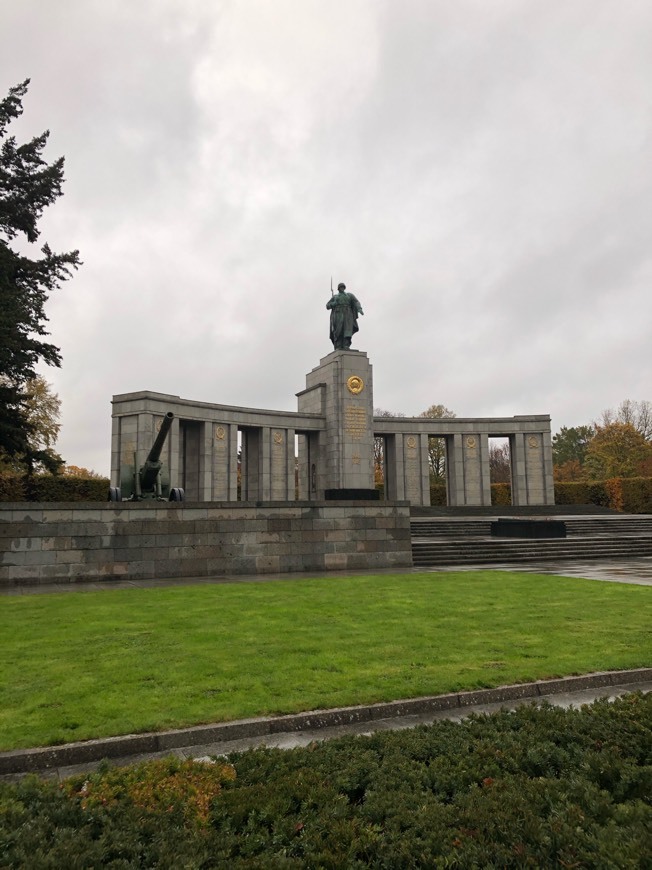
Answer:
3;555;652;595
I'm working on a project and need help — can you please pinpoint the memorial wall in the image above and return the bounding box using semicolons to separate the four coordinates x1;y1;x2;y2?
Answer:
111;349;554;508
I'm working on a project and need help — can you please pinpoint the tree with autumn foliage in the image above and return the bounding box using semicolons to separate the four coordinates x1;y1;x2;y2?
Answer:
0;79;80;473
0;375;63;473
551;425;595;481
61;465;105;479
583;422;652;480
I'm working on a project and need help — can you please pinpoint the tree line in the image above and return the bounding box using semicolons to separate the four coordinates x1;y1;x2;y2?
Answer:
552;400;652;481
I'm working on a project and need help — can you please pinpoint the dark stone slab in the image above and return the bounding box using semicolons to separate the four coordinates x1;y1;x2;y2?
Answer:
491;518;567;538
324;488;380;500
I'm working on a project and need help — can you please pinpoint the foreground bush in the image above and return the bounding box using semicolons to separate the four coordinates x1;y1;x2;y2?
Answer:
1;694;650;867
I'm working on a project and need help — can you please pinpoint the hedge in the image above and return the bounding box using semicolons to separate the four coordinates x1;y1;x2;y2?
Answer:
555;478;652;513
429;483;447;505
489;480;652;513
491;482;511;505
3;473;651;512
0;474;109;502
1;694;650;867
0;472;27;501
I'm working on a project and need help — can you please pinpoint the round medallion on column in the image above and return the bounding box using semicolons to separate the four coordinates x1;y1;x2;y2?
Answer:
346;376;364;394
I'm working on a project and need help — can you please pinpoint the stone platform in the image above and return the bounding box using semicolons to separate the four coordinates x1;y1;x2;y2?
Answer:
0;500;412;587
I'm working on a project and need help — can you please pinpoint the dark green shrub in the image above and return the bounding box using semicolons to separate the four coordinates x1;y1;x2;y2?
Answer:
27;475;109;502
554;481;591;504
0;475;109;502
555;477;652;513
587;480;610;507
0;472;26;500
620;477;652;513
429;483;446;506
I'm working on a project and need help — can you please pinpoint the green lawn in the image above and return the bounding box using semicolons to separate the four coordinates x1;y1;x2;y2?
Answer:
0;571;649;751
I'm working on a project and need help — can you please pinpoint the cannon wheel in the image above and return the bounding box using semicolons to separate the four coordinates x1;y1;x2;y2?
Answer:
108;487;122;502
169;487;185;502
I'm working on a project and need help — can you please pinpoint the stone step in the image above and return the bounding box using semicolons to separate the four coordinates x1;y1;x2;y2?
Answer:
410;517;652;539
411;536;652;566
410;505;619;517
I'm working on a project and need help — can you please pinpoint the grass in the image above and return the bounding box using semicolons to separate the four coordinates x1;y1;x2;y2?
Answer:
0;571;650;751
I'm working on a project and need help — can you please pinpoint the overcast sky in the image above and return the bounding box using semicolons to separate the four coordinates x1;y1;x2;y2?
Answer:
2;1;651;474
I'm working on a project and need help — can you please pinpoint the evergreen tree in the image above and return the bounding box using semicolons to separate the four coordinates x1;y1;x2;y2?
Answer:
0;79;80;472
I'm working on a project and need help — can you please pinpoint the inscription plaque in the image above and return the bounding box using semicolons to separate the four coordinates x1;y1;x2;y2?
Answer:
345;404;367;439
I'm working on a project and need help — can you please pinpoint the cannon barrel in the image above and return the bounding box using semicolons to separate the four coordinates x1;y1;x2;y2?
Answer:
146;412;174;464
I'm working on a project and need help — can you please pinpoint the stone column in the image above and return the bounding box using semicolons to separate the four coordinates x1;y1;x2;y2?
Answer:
296;433;309;500
260;426;271;500
510;433;527;506
212;422;237;501
110;415;120;487
384;434;406;501
541;429;555;504
446;433;464;506
419;433;431;505
136;413;153;461
168;416;181;492
447;432;491;506
228;423;239;500
513;431;555;506
269;427;292;500
199;421;212;501
286;428;296;500
403;434;428;505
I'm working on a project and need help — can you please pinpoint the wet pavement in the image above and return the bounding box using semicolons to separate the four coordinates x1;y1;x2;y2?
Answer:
421;558;652;586
2;555;652;594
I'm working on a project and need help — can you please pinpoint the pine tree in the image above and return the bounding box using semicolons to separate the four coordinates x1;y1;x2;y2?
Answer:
0;79;80;472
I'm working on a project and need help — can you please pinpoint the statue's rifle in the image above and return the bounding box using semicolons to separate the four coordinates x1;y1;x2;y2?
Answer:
330;275;334;296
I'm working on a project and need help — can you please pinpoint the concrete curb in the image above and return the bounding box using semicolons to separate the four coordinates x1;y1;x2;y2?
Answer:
2;668;650;776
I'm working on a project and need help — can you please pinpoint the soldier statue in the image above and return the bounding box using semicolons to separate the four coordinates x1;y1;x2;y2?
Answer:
327;282;364;350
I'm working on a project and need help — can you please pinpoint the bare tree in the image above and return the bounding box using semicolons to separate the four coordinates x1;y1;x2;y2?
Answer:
489;441;511;483
597;400;652;440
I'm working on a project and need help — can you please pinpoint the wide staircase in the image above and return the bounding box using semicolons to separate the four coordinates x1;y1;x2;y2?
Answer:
410;511;652;567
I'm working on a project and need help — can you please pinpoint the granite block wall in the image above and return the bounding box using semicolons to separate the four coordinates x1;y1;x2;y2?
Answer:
0;501;413;586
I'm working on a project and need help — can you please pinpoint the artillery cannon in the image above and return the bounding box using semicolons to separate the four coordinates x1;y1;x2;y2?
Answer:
108;412;184;502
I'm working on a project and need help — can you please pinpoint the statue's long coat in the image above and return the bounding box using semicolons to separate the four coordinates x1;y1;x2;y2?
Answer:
327;292;363;345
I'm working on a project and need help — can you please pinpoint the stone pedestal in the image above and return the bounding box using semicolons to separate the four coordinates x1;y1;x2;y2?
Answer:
297;350;375;498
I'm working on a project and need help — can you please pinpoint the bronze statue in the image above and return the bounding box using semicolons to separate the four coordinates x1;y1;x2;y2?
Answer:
327;282;364;349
